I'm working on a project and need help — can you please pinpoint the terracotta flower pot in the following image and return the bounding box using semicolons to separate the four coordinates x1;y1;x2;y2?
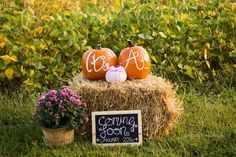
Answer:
42;127;74;145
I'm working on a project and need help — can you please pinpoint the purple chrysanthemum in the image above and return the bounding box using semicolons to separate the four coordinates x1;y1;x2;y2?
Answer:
60;88;68;97
69;96;76;102
58;104;64;109
84;116;89;123
48;90;57;96
75;99;81;105
59;99;63;105
35;88;87;129
50;95;57;101
46;101;51;107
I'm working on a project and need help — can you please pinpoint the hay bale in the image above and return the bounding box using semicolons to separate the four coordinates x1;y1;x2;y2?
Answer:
69;74;183;138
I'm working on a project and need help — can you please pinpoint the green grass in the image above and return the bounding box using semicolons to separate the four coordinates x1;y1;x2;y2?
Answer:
0;88;236;157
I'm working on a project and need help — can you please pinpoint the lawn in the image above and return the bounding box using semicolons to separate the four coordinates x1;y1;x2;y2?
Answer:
0;87;235;157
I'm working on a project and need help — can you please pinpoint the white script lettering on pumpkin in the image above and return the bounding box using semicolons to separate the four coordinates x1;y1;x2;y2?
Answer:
86;51;110;73
124;49;145;70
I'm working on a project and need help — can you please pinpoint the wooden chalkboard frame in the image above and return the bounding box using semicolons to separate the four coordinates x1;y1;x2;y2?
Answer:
92;110;142;146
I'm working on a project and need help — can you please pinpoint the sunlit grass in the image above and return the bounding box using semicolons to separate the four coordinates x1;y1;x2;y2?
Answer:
0;87;235;156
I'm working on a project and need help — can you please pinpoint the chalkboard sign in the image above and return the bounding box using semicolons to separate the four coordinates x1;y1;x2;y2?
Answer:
92;110;142;146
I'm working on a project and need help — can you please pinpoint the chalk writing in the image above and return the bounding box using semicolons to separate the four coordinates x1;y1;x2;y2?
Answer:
96;137;120;143
92;110;142;145
123;137;138;142
98;116;138;138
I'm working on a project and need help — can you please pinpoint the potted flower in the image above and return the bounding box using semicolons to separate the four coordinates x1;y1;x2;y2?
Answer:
34;88;88;145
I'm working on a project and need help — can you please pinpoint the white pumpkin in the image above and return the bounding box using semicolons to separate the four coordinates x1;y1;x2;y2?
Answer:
105;66;127;83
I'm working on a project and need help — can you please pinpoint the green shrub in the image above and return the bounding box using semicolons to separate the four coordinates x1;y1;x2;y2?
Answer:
0;1;235;90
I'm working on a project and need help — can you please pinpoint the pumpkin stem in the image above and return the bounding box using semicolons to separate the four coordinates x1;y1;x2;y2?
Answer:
96;44;102;50
128;40;135;47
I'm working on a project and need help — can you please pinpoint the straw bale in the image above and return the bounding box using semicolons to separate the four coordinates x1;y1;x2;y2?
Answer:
69;74;183;138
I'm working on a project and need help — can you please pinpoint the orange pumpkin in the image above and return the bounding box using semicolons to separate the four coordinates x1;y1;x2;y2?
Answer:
82;44;117;80
118;40;151;79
